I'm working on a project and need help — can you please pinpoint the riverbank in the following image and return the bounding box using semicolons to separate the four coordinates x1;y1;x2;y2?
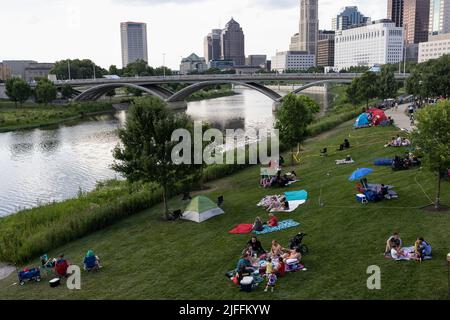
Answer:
187;88;238;102
1;119;448;299
0;101;116;132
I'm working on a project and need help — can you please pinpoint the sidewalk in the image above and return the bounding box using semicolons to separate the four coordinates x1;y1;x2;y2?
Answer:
0;264;15;280
384;103;415;132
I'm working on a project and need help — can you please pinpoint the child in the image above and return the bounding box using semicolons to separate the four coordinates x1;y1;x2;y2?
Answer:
264;272;277;292
276;257;286;278
265;257;273;276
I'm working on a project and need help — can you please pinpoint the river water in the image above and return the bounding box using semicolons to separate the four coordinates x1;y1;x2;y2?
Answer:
0;88;329;216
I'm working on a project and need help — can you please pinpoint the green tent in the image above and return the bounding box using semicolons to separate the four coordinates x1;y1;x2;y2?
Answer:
182;196;224;223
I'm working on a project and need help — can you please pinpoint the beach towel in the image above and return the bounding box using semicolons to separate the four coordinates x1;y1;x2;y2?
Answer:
335;159;355;165
253;219;300;235
284;190;308;202
228;224;253;234
270;200;306;213
374;158;393;166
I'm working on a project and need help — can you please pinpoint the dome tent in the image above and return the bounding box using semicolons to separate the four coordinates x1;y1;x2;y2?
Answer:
354;113;370;128
182;196;224;223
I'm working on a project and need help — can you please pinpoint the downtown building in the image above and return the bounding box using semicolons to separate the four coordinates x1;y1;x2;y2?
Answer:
334;20;404;70
403;0;430;44
1;60;54;82
418;33;450;62
317;30;335;67
221;18;245;66
120;22;148;68
271;51;315;73
290;0;319;57
179;53;208;75
387;0;404;27
204;29;222;63
429;0;450;36
332;6;370;31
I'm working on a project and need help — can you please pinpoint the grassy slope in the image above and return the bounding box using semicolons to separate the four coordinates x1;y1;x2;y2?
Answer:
0;121;449;300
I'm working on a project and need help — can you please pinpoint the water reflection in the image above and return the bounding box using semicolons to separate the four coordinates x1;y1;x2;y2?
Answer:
0;87;328;216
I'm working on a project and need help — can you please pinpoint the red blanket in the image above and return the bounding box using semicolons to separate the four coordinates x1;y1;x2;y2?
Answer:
228;224;253;234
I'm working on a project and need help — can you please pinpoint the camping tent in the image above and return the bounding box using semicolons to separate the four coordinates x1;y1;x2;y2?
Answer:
354;113;370;128
182;196;224;223
368;108;387;126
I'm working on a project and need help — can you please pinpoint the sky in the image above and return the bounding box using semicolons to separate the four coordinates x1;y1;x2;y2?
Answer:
0;0;387;70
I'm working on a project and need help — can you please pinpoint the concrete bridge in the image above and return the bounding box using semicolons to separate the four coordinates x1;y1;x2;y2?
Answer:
31;73;410;109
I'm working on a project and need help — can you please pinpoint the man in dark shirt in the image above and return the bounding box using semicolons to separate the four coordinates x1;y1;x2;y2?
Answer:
247;236;266;257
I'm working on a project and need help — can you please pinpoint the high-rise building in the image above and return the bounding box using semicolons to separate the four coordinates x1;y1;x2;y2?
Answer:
221;18;245;66
334;20;404;69
429;0;450;36
418;33;450;62
318;30;336;41
387;0;404;27
245;55;267;68
317;39;335;67
290;0;319;56
332;6;370;31
403;0;430;44
120;22;148;68
204;29;222;63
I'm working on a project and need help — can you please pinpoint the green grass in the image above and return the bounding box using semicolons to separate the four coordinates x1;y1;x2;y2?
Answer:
1;121;449;300
0;101;115;132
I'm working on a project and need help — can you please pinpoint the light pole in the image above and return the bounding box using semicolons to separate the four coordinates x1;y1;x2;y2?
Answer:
67;60;71;80
93;64;96;80
163;53;166;77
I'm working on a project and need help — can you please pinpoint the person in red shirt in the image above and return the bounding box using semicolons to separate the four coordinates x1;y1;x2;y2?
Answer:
54;254;69;277
276;257;286;278
267;213;279;227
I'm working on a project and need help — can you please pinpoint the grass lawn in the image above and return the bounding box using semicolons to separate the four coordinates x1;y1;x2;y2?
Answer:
0;120;449;300
0;101;114;132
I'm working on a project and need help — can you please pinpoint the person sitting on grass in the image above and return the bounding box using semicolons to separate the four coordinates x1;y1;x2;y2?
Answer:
283;247;302;263
236;253;255;273
377;184;389;198
267;213;279;227
414;237;432;261
54;254;69;277
83;249;102;271
401;138;411;146
385;232;402;256
275;257;286;278
252;217;264;232
270;240;284;258
247;236;266;257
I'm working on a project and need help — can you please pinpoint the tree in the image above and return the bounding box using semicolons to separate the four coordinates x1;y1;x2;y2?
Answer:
5;77;31;106
125;87;143;97
412;101;450;210
122;59;154;77
105;89;116;101
35;78;57;105
108;65;121;76
50;59;107;80
357;71;380;107
112;97;195;219
378;67;398;100
61;84;74;100
346;78;362;110
275;94;320;163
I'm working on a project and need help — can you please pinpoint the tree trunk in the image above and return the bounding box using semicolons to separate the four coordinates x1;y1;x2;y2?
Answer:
435;172;442;210
162;185;170;220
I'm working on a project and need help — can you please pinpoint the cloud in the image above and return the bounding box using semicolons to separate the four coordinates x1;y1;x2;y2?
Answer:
111;0;207;5
112;0;298;8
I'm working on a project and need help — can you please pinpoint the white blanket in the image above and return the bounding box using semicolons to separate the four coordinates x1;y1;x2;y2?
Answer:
270;200;306;213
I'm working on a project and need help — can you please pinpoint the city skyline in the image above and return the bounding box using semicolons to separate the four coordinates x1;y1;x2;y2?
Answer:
0;0;387;69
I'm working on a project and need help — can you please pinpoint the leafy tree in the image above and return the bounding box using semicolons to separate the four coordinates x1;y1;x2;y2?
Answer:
154;66;173;76
108;65;121;76
35;78;57;105
357;71;380;107
125;87;143;97
50;59;107;80
122;59;154;77
412;100;450;209
346;78;362;109
378;67;398;100
275;94;320;163
406;55;450;98
105;89;116;101
112;97;195;219
61;84;74;100
5;77;31;106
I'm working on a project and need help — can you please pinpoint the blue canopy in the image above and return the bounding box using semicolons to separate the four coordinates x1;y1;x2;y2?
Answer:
354;113;370;128
349;168;374;181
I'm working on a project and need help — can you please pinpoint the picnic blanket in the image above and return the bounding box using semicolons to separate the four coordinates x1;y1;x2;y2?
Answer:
335;159;355;165
374;158;393;166
284;190;308;202
270;200;306;213
228;224;253;234
253;219;300;235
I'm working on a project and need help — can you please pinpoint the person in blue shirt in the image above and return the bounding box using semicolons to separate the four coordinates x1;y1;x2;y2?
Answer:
415;238;432;260
236;253;255;273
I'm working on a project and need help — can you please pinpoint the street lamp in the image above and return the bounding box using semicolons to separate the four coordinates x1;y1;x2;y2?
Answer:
163;53;166;77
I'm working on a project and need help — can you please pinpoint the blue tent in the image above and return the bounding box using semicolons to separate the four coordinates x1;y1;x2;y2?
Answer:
354;113;370;128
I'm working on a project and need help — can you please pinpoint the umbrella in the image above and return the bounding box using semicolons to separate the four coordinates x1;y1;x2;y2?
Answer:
348;168;374;181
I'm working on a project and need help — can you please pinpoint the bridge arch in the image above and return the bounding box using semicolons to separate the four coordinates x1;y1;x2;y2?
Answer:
288;79;353;97
166;80;282;103
74;83;169;102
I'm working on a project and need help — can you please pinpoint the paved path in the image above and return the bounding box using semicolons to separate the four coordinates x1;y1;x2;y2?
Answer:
384;103;415;132
0;263;15;280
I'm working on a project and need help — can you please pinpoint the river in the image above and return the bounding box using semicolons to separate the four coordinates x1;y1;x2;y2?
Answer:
0;88;330;216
